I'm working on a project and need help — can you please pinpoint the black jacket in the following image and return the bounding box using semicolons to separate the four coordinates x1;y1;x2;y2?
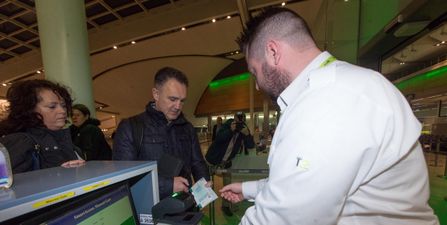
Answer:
0;127;79;174
212;124;222;141
70;119;112;160
205;119;255;166
113;102;210;199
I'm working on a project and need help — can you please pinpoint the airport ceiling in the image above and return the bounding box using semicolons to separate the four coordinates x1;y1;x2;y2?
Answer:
0;0;172;62
0;0;324;122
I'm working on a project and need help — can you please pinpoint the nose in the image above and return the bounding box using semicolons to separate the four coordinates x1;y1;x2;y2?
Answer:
174;101;182;110
57;105;67;114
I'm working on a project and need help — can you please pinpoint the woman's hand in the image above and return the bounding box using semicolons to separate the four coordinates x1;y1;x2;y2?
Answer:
61;159;86;168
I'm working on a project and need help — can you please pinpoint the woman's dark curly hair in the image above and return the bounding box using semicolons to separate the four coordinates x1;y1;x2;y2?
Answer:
0;79;73;136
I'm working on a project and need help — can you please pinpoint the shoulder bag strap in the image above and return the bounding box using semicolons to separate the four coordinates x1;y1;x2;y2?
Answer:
129;114;145;158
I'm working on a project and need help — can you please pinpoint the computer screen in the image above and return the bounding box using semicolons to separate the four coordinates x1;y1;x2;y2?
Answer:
23;183;139;225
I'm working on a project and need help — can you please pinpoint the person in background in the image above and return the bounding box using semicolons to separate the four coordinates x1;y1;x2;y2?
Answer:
113;67;210;200
219;7;439;225
0;79;85;173
206;112;254;169
205;112;254;216
70;104;112;160
256;133;267;154
212;116;223;141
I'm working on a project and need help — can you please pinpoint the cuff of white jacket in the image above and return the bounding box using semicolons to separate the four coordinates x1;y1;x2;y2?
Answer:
242;180;259;200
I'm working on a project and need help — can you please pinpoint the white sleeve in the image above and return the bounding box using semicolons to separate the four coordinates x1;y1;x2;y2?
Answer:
240;87;391;225
242;179;268;200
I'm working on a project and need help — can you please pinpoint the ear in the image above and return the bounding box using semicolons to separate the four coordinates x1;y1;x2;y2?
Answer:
152;88;159;101
265;40;281;66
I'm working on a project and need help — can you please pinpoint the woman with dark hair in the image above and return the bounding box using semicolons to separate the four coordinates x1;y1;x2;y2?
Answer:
0;79;85;173
70;104;112;160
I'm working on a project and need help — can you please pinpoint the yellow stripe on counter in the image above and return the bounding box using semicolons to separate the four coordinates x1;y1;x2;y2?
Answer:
32;191;75;208
83;180;111;191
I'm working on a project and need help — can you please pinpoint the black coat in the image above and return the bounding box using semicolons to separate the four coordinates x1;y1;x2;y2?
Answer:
70;119;112;160
212;124;222;141
113;102;210;199
0;127;79;174
205;119;255;166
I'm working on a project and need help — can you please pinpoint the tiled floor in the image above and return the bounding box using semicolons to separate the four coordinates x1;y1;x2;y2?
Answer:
199;142;447;225
200;175;251;225
199;142;259;225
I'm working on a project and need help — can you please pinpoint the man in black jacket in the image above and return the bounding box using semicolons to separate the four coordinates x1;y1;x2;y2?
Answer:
113;67;210;200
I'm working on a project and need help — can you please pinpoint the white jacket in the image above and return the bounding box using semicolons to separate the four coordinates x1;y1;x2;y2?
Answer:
240;52;439;225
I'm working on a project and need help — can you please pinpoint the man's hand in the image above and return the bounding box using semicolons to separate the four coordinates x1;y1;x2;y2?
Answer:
219;183;244;203
205;180;213;188
173;176;189;193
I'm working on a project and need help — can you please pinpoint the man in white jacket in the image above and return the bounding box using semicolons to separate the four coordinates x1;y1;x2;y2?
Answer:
219;7;439;225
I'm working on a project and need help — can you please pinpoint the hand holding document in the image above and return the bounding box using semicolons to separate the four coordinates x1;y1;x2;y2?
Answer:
190;177;217;208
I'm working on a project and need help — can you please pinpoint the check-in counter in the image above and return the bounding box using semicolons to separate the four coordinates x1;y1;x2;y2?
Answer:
0;161;158;224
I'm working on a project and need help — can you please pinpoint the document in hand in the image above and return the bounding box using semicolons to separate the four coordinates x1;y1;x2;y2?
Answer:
190;177;218;209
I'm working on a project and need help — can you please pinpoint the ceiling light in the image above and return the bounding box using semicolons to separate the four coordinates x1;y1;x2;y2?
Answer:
1;83;6;87
400;62;406;65
226;16;231;19
131;41;136;44
212;19;216;23
344;0;349;2
434;41;446;46
113;46;118;49
281;2;286;6
181;27;186;31
36;70;41;74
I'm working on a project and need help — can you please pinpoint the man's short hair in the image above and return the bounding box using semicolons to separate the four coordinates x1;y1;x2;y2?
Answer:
236;7;315;59
154;67;189;88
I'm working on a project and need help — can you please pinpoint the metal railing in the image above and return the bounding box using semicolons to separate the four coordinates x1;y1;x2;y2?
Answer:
424;150;447;178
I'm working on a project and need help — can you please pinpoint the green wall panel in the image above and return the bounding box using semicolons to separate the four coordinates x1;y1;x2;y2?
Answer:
396;66;447;98
359;0;412;47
